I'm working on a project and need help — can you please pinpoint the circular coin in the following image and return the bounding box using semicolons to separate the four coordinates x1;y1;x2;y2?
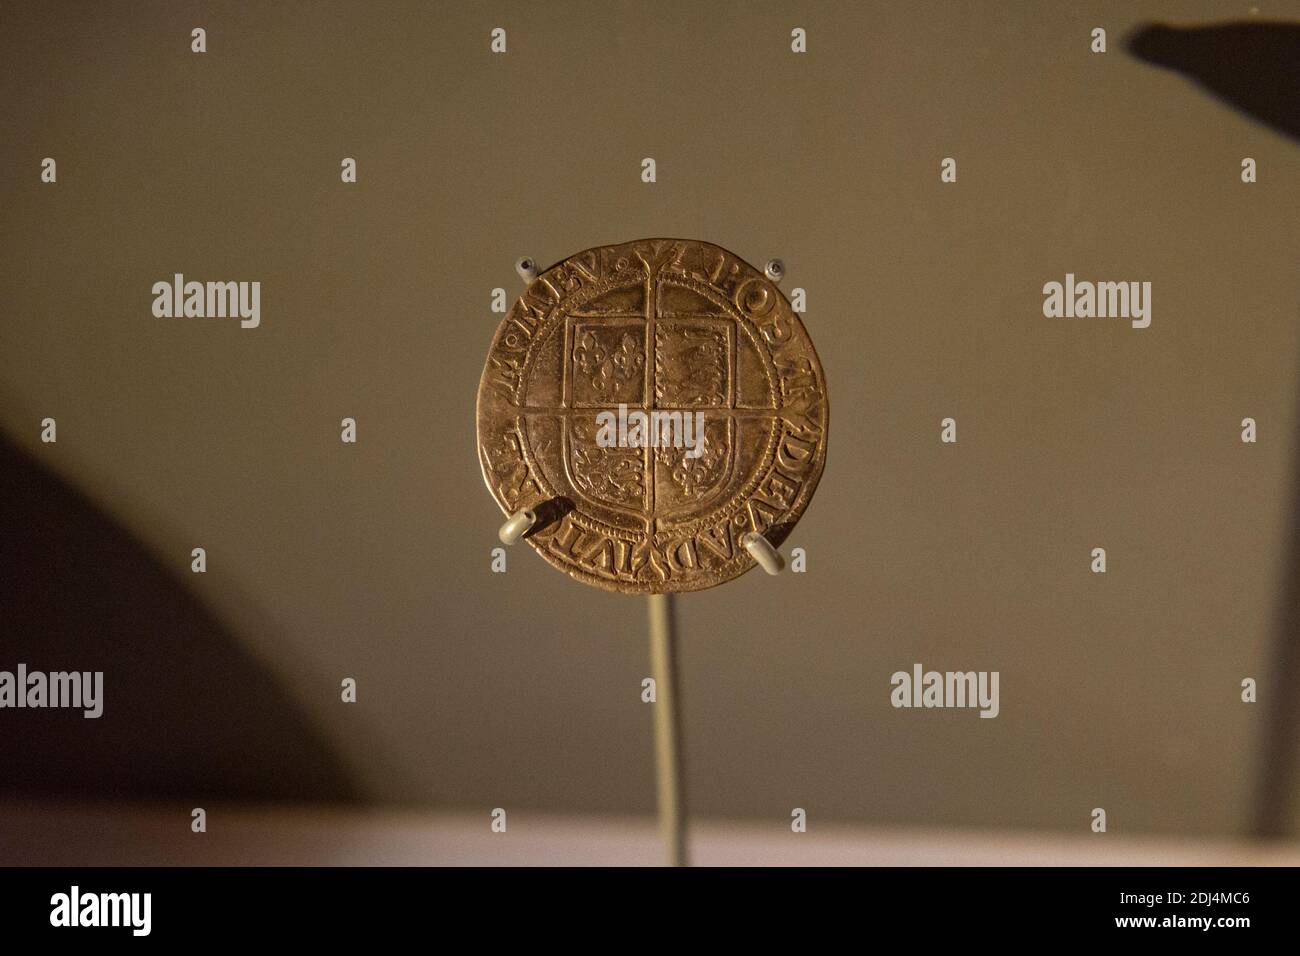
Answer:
476;239;829;593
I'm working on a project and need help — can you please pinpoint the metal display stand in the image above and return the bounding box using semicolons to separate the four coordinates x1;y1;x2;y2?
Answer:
496;253;793;867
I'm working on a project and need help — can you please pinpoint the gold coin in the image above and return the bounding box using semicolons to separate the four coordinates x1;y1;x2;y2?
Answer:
477;239;829;593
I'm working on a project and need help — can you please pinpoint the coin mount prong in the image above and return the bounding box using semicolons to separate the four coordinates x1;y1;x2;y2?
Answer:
742;531;785;575
764;258;785;283
515;257;538;284
498;507;537;545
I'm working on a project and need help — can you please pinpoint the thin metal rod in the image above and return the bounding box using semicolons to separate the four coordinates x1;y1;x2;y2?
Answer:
647;593;688;866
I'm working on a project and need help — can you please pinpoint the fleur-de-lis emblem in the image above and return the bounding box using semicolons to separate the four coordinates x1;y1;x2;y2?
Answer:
574;330;644;397
655;432;727;498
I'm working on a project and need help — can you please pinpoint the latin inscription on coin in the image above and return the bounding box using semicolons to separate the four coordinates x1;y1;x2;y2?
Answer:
476;239;829;593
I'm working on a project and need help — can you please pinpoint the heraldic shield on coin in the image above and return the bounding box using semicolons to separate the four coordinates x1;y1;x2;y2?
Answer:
477;239;829;593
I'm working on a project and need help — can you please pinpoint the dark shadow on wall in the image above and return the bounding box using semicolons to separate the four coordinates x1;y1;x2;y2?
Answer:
1253;367;1300;840
1128;20;1300;840
0;432;358;802
1127;21;1300;141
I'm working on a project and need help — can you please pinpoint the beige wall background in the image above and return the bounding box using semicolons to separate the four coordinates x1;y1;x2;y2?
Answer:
1;1;1298;836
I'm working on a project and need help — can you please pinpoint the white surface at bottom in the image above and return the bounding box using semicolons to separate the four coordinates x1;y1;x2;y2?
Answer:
2;802;1297;867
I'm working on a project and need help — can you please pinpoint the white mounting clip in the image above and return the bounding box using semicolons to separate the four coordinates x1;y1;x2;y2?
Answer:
498;507;537;546
515;257;538;284
764;259;785;283
742;531;785;575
